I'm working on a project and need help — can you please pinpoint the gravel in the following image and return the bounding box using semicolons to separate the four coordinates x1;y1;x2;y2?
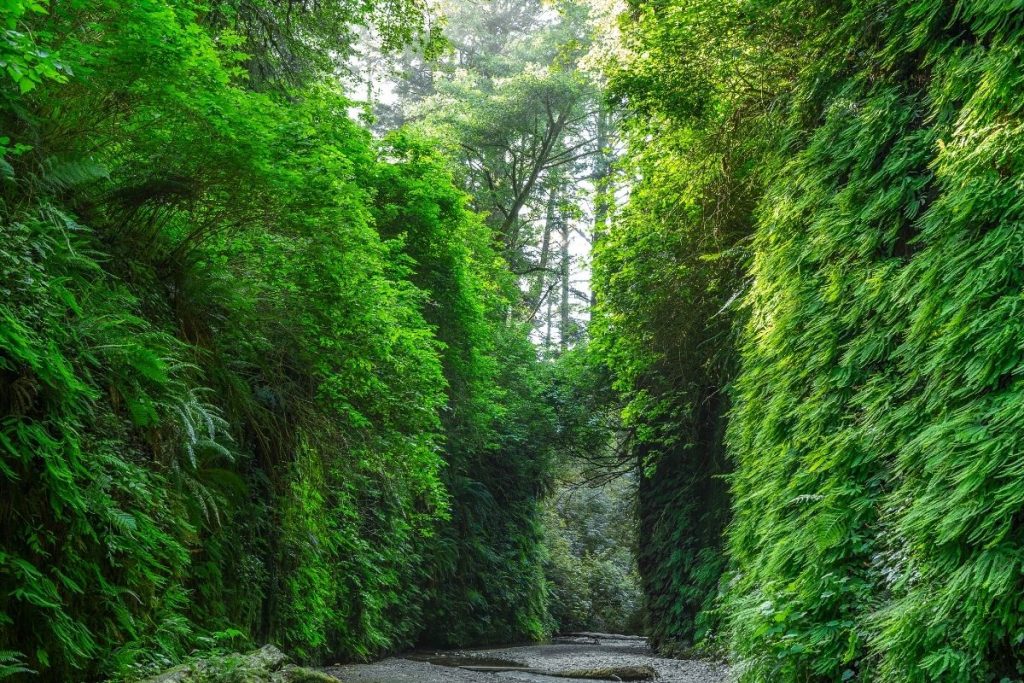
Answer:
321;634;730;683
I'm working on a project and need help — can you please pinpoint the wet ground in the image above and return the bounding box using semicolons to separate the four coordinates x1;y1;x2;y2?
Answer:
322;633;730;682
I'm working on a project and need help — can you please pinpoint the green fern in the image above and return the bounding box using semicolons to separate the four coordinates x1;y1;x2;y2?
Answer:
0;651;34;679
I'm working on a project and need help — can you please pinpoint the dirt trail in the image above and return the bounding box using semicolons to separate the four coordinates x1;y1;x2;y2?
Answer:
321;633;729;682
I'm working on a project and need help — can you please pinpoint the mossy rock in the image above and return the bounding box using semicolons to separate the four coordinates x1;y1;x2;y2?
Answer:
277;665;339;683
139;645;340;683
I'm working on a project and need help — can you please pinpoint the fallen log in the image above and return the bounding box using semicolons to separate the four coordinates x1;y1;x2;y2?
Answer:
563;632;647;642
458;665;544;673
548;665;656;680
456;663;657;680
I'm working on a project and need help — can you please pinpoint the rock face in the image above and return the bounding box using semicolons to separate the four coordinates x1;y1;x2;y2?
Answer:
140;645;336;683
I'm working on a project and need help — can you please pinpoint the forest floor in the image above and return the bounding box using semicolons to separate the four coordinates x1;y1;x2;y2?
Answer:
321;633;729;682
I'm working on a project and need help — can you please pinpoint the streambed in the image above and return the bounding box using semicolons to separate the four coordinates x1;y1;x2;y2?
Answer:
321;633;729;682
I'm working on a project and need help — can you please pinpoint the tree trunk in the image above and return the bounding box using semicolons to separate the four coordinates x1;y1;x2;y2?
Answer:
529;184;557;310
560;212;570;351
591;104;612;308
499;107;570;245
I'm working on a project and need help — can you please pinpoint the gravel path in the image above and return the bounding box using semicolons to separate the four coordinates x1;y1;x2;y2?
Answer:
322;634;730;682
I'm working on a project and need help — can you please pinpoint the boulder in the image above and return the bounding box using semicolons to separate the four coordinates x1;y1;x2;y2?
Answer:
138;645;337;683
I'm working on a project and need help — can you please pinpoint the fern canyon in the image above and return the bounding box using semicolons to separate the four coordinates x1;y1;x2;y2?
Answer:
3;1;1024;682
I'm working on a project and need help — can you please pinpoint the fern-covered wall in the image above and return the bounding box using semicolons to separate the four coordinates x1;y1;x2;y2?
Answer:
0;2;554;680
727;2;1024;680
634;412;730;654
591;0;780;654
597;0;1024;680
369;134;554;646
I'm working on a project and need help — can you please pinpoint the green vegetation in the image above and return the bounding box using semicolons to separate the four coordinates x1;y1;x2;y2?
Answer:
727;3;1024;680
0;0;566;679
591;0;782;654
6;0;1024;681
592;0;1024;680
535;347;639;636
